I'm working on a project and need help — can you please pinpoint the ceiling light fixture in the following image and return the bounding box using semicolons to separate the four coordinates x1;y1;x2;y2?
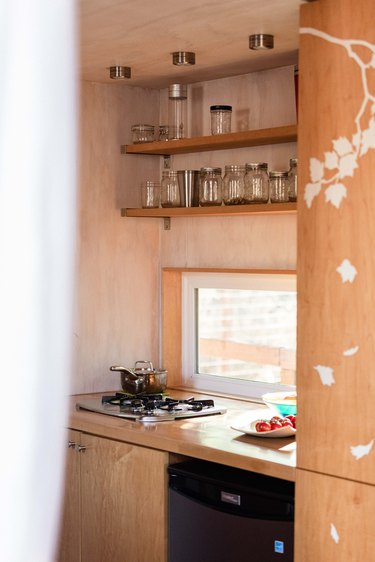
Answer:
249;34;274;50
109;66;131;79
172;52;196;66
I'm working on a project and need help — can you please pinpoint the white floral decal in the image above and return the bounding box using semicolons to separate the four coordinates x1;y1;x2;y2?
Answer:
336;259;358;283
343;346;359;356
350;439;374;460
314;365;335;386
330;523;340;544
300;27;375;208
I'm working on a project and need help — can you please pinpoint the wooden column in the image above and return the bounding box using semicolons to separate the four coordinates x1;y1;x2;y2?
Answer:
296;0;375;559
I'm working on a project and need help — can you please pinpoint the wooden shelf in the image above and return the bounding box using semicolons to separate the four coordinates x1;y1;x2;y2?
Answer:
122;202;297;218
122;125;297;156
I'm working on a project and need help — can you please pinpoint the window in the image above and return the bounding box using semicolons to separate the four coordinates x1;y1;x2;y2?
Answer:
182;271;296;400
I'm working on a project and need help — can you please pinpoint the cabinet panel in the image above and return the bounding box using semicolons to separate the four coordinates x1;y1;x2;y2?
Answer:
57;430;81;562
297;0;375;483
295;470;375;562
80;434;168;562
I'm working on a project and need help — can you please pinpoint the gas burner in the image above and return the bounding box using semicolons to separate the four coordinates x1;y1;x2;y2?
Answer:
77;394;227;422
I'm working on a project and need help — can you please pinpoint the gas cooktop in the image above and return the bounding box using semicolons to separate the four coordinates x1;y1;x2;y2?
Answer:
76;393;227;423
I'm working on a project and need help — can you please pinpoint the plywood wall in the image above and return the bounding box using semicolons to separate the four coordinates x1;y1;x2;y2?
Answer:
73;66;297;393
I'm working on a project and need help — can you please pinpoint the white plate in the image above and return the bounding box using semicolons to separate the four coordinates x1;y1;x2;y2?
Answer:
231;420;296;438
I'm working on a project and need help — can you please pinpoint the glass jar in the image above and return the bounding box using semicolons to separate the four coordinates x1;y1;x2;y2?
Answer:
288;158;298;202
244;162;269;203
131;124;155;144
141;181;160;208
210;105;232;135
161;170;180;208
199;167;222;206
168;84;188;140
158;125;169;141
222;165;245;205
269;171;289;203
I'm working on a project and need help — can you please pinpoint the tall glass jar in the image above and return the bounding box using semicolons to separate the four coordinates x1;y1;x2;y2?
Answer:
269;171;289;203
222;165;245;205
244;162;269;203
161;170;180;208
141;181;160;208
168;84;188;140
288;158;298;202
199;167;222;206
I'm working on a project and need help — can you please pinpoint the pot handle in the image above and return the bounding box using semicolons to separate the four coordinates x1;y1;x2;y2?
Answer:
134;360;154;372
109;365;139;381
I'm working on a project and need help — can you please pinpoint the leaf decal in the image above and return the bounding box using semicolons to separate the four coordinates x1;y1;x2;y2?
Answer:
336;259;358;283
360;117;375;156
343;346;359;356
350;439;374;460
325;183;347;208
333;136;353;156
314;365;335;386
330;524;340;544
324;151;339;170
310;158;325;182
304;182;321;208
338;152;358;178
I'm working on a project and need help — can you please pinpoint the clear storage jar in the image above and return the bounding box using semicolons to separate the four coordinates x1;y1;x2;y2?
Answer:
269;171;289;203
161;170;180;208
141;181;160;208
210;105;232;135
244;162;269;203
131;124;155;144
222;165;245;205
199;167;222;206
168;84;188;140
288;158;298;202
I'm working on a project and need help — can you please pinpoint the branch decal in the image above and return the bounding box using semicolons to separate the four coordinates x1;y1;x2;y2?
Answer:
300;27;375;208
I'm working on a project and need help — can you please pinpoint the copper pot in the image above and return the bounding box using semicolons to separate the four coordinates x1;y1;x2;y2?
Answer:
110;361;167;394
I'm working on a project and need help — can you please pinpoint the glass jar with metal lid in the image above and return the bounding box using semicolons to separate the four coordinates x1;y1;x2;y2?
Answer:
269;171;289;203
244;162;269;203
131;124;155;144
199;167;222;206
287;158;298;202
161;170;180;208
222;165;245;205
210;105;232;135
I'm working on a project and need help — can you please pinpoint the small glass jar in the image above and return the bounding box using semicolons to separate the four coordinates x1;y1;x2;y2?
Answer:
269;171;289;203
288;158;298;202
222;165;245;205
244;162;269;203
161;170;180;208
158;125;169;141
141;181;160;208
210;105;232;135
131;124;155;144
199;167;222;206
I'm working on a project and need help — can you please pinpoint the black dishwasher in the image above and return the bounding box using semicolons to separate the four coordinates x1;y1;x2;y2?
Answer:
168;460;294;562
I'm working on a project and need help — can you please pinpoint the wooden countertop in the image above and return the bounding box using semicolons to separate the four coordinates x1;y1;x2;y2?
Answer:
67;389;296;481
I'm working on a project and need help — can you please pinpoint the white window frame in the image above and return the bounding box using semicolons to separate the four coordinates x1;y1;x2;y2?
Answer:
182;271;296;401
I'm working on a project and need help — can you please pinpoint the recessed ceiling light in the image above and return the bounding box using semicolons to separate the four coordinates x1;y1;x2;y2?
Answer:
249;34;274;50
109;66;131;79
172;52;196;66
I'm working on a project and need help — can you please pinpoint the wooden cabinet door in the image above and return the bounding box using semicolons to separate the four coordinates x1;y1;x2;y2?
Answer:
80;434;168;562
56;429;81;562
297;0;375;484
295;469;375;561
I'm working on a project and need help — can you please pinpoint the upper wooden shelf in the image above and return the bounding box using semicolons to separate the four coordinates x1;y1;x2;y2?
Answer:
122;125;297;156
122;202;297;218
